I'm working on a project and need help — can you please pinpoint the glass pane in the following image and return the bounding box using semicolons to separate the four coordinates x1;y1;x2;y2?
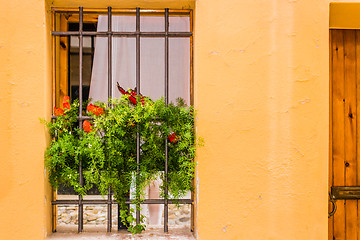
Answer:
88;36;136;102
66;23;96;103
169;38;191;105
141;16;164;32
95;15;136;32
140;38;165;100
64;15;98;32
113;15;136;32
70;36;92;49
169;16;190;32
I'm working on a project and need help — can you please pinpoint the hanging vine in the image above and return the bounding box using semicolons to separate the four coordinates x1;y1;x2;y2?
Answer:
42;95;200;233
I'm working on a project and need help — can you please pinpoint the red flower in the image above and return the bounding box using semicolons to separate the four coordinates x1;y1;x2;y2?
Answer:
94;107;104;115
83;120;93;133
54;107;64;116
87;104;104;116
117;83;145;105
63;102;70;109
63;96;70;110
168;132;178;143
87;104;95;112
129;95;138;105
130;90;145;105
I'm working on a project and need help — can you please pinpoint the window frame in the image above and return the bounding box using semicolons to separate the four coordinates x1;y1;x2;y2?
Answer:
51;7;194;233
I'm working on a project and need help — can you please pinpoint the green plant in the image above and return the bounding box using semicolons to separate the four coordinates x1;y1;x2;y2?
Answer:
43;95;199;233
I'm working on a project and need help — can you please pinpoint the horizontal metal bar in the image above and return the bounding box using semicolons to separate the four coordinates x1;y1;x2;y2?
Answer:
52;8;191;15
52;199;193;205
52;31;192;37
331;186;360;200
52;31;107;36
51;115;93;120
137;32;192;37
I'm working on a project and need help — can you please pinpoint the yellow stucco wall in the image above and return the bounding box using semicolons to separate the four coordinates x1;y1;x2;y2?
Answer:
194;0;330;239
2;0;355;239
0;0;52;239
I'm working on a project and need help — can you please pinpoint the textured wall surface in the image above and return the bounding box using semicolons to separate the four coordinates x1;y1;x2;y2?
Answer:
0;0;52;239
194;0;330;239
1;0;355;239
0;0;194;239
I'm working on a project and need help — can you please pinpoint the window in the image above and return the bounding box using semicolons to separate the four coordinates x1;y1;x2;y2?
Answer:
51;7;193;233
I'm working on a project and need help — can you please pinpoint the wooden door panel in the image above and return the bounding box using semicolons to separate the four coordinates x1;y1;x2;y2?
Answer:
356;30;360;240
329;28;334;239
344;29;357;240
330;29;359;240
331;29;345;240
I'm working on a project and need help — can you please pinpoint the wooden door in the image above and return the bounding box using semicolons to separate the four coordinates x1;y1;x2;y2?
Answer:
330;29;360;240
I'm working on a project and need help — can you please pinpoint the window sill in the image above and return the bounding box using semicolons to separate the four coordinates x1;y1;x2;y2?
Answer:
47;225;195;239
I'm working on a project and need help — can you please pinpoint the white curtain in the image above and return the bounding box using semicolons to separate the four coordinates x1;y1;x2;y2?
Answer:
89;15;190;226
89;15;190;104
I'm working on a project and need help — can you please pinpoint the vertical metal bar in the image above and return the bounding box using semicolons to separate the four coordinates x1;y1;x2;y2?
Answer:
107;6;112;233
189;10;194;107
78;6;84;233
54;13;61;108
51;9;57;233
136;7;141;225
52;10;56;113
164;8;169;233
189;9;195;233
108;7;113;103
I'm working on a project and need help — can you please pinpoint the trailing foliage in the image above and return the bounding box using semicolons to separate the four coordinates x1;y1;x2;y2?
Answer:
43;95;199;233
